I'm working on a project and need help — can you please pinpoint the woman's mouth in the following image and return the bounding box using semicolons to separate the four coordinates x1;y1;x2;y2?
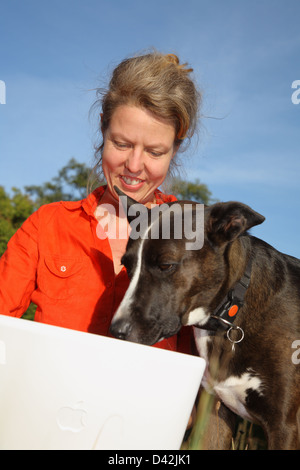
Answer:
120;175;144;188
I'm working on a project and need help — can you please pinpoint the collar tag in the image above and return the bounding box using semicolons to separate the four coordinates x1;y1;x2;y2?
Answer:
195;257;253;333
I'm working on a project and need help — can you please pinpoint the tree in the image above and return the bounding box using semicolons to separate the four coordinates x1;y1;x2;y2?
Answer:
0;186;34;256
169;177;215;205
24;158;92;207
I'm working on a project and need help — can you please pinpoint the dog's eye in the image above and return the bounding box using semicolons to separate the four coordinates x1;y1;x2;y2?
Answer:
158;264;174;272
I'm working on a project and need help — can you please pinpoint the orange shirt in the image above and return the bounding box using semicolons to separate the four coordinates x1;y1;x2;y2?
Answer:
0;186;193;353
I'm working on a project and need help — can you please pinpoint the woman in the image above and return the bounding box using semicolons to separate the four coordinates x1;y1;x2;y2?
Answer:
0;51;201;354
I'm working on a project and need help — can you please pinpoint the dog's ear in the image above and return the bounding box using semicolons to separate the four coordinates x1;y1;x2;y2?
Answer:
207;202;265;246
114;186;149;224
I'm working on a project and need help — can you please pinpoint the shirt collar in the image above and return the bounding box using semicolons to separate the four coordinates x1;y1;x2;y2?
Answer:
81;186;106;216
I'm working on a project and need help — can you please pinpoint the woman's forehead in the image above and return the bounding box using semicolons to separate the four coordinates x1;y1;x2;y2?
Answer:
108;105;176;144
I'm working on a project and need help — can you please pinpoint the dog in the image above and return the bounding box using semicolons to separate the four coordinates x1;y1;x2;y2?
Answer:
110;189;300;450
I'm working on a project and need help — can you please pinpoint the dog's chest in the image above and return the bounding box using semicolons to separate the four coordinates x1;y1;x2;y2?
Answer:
193;327;264;421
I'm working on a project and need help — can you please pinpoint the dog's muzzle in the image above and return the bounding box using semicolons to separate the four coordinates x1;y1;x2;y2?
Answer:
110;318;132;341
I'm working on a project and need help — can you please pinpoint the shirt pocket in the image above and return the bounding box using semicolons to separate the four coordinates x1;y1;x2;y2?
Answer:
38;255;86;300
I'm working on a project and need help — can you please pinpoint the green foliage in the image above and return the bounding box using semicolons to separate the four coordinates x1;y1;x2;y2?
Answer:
169;177;216;205
0;186;35;256
0;216;16;257
24;157;91;207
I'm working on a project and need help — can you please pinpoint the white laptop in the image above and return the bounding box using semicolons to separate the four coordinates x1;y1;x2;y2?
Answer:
0;314;205;450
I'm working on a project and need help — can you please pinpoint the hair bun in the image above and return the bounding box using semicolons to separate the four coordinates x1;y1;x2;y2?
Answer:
164;53;193;74
164;53;180;65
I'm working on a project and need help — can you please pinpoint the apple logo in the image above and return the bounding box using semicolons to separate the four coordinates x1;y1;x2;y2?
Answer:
56;401;87;433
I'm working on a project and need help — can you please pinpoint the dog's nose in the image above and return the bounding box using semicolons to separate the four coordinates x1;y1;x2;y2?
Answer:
110;319;132;340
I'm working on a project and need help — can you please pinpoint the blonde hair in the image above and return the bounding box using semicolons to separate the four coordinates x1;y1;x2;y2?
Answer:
91;50;201;184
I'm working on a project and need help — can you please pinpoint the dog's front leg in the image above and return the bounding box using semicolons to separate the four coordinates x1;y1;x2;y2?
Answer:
188;389;236;450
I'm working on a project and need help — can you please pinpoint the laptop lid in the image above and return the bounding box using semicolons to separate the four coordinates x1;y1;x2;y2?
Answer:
0;314;205;450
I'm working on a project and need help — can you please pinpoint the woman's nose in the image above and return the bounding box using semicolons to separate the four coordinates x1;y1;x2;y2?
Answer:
125;147;144;174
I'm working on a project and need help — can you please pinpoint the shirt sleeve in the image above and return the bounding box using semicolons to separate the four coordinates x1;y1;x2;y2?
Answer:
0;210;39;317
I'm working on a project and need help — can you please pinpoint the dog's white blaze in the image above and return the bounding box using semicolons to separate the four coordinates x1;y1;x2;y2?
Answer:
112;241;144;320
113;223;153;321
214;371;264;421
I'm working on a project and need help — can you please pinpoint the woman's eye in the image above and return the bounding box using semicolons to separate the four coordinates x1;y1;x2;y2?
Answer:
114;141;130;149
148;150;163;157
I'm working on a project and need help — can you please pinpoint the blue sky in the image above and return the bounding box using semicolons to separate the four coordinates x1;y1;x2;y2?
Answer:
1;0;300;257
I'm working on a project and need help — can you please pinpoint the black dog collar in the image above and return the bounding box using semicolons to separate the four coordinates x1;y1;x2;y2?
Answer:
195;256;253;333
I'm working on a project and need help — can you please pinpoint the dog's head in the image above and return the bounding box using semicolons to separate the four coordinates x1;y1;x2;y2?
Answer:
110;189;265;345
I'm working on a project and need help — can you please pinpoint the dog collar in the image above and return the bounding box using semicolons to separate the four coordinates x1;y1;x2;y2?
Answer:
194;256;252;334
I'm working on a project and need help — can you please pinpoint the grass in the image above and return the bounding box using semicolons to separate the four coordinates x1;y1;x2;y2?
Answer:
232;419;267;450
182;389;267;450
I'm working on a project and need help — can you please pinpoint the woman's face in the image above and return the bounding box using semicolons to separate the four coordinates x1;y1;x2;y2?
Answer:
101;105;177;206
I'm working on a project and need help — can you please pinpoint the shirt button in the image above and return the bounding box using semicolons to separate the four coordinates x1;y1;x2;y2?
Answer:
106;281;112;288
60;265;67;272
